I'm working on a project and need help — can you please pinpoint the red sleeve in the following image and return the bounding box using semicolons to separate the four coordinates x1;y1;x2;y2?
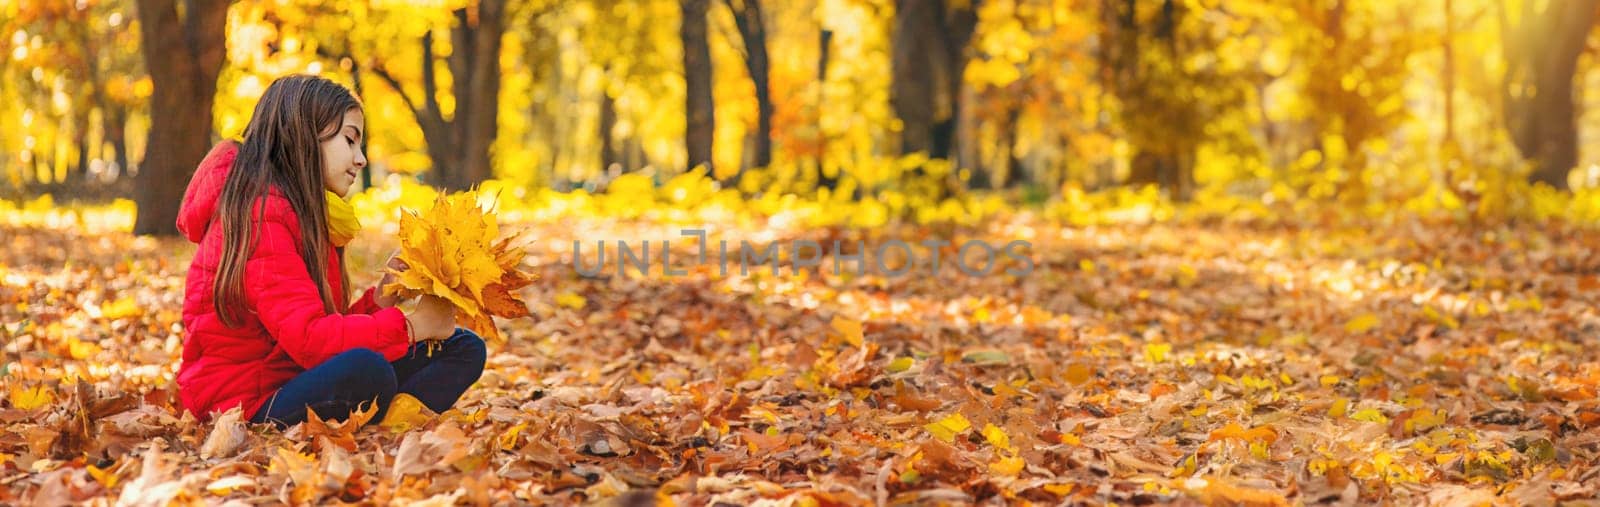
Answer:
244;216;411;369
348;286;383;315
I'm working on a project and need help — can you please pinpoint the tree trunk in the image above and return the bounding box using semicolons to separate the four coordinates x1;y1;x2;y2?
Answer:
599;90;619;172
725;0;772;181
889;0;934;155
451;1;503;189
890;0;978;201
681;0;716;174
1129;150;1192;200
133;0;231;236
1500;0;1596;190
107;105;128;176
370;1;506;191
816;28;839;190
1441;0;1455;148
1000;104;1023;189
77;14;102;184
891;0;977;159
73;112;90;183
349;53;373;189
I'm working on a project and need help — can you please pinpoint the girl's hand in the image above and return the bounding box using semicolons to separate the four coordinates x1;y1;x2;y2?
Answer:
404;295;456;342
375;253;409;308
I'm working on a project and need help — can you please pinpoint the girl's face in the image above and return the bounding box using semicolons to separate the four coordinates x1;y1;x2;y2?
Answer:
320;108;367;198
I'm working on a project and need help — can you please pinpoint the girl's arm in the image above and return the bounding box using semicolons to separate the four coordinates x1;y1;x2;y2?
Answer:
347;286;384;314
348;255;405;314
245;217;411;369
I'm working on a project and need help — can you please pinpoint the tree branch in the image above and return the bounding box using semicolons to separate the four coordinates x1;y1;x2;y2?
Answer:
421;30;445;126
368;64;420;115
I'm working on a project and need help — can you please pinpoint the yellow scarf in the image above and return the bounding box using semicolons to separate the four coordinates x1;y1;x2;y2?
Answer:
326;191;361;247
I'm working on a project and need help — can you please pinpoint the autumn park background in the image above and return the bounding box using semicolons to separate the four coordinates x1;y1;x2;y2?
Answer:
4;0;1600;504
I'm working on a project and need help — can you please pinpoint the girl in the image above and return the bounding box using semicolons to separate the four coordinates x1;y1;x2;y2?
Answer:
175;74;484;428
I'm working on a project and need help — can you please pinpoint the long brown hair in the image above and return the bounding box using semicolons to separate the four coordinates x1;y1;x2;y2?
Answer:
213;74;361;327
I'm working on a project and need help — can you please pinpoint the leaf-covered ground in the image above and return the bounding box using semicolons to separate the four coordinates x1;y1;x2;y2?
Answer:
4;215;1600;505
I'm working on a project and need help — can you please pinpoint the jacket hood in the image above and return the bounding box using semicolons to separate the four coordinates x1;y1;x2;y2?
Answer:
176;141;240;243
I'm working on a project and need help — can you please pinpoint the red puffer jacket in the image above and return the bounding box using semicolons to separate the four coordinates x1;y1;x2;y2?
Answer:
175;141;410;420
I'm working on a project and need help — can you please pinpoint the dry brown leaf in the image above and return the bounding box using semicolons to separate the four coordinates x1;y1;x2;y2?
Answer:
199;407;248;459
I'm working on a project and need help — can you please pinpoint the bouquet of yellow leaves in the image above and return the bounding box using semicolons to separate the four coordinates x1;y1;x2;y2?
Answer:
383;190;536;342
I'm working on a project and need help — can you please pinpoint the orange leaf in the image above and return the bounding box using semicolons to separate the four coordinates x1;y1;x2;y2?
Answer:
893;381;943;412
1187;476;1290;507
1207;422;1277;444
740;429;793;453
482;283;530;319
1150;382;1178;399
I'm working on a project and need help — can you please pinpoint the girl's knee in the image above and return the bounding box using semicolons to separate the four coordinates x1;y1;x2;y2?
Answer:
332;348;397;385
448;329;488;366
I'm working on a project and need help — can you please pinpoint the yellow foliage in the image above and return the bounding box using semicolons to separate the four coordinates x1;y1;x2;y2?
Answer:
924;413;971;443
387;190;536;341
830;316;864;347
886;357;914;373
1144;343;1171;363
1343;313;1379;333
554;291;587;310
379;393;436;433
981;423;1012;451
99;296;142;320
1328;397;1350;418
8;384;53;410
989;456;1025;476
1351;408;1388;423
1208;422;1277;444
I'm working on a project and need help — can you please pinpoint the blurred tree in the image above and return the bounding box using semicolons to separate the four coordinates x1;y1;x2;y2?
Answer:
370;0;509;190
963;0;1103;191
723;0;773;180
682;0;717;174
890;0;978;162
1281;0;1418;201
0;0;144;188
1498;0;1597;190
571;0;681;183
134;0;231;236
1102;0;1187;199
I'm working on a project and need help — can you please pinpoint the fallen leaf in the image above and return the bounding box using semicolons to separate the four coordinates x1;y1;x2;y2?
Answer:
925;413;971;443
199;407;247;459
379;393;436;433
989;456;1025;476
9;384;53;410
1185;476;1290;507
1208;422;1277;444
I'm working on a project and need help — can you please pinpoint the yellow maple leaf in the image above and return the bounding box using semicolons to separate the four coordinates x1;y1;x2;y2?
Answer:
8;384;53;411
499;422;529;451
87;463;119;489
925;413;971;443
1344;313;1380;333
1208;422;1278;444
1144;342;1172;363
390;190;536;341
990;456;1025;476
1328;397;1350;418
1352;408;1389;423
379;393;436;433
982;423;1013;451
887;357;914;373
554;291;587;309
100;296;142;320
831;316;864;347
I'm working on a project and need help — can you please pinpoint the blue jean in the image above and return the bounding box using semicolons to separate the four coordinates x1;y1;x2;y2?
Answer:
250;328;487;428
